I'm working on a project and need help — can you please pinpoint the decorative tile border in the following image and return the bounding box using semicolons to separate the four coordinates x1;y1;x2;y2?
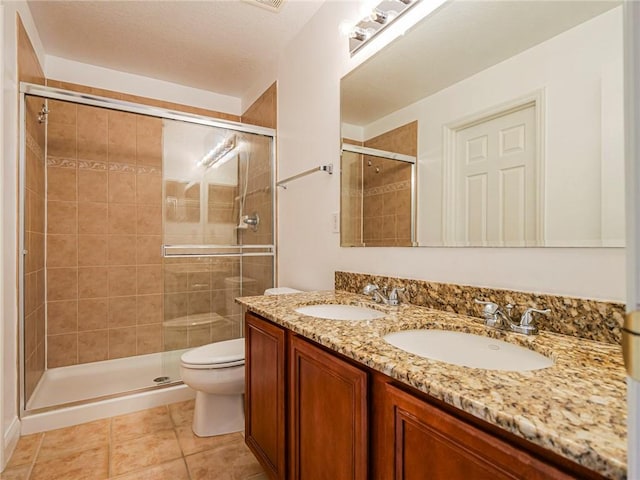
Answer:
108;162;137;174
363;180;411;197
47;156;161;175
136;164;162;176
78;159;107;171
47;156;76;169
335;271;625;344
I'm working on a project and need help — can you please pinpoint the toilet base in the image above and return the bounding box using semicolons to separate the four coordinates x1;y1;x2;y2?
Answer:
192;391;244;437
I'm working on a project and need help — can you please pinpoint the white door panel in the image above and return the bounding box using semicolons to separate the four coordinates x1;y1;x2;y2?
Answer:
500;166;526;243
455;105;537;246
465;174;488;243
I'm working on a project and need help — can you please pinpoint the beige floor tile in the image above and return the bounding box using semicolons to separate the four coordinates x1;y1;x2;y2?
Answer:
185;433;265;480
168;399;195;427
31;445;109;480
6;432;43;467
0;465;31;480
175;426;239;456
38;419;110;460
111;406;173;442
111;428;182;476
110;458;189;480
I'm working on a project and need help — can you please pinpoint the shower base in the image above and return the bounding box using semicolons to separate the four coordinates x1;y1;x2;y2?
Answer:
22;349;194;434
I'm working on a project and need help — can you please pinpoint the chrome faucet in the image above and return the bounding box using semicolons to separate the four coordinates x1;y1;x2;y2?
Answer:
363;284;405;306
474;299;550;335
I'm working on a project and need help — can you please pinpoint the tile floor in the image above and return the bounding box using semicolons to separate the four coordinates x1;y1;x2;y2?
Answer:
1;400;266;480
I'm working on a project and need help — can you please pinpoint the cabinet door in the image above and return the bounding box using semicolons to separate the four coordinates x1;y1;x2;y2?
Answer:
381;382;574;480
289;335;368;480
245;312;287;479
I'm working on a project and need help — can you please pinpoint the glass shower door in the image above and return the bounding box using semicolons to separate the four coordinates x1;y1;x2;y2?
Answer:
160;119;274;381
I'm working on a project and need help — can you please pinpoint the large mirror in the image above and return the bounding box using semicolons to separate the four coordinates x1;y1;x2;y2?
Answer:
340;0;624;247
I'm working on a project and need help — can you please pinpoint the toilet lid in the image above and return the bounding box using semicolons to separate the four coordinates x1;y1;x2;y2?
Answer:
264;287;303;295
181;338;245;367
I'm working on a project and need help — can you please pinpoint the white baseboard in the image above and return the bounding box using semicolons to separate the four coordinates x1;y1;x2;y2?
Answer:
2;416;21;471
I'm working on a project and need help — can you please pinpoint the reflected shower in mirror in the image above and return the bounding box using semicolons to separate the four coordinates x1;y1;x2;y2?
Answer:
340;1;624;247
341;122;417;246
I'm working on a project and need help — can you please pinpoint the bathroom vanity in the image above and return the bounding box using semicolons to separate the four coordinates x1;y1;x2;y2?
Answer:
238;291;626;480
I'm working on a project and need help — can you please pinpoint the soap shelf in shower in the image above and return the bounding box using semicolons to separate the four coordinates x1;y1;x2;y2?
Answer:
276;164;333;189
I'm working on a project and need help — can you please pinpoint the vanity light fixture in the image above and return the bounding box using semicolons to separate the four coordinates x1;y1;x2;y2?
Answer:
348;0;420;55
198;135;237;169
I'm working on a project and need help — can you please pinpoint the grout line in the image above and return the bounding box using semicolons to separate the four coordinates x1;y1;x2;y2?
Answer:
108;416;113;478
183;455;193;480
25;432;45;480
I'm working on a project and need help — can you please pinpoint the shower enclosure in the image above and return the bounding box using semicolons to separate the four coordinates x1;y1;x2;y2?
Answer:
340;144;416;247
19;83;275;415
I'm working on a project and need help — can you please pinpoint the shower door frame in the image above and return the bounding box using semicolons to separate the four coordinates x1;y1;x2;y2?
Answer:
18;82;277;417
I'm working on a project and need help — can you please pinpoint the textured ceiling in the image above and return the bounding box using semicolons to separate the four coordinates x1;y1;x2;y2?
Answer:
27;0;325;98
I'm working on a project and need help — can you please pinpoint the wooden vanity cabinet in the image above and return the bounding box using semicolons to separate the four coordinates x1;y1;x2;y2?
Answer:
245;312;287;479
372;376;593;480
245;311;602;480
245;311;368;480
289;334;368;480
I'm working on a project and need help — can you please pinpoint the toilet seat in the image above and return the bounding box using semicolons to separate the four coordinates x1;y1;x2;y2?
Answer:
181;338;245;370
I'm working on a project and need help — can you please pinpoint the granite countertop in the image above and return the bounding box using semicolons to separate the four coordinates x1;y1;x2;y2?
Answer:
236;290;627;480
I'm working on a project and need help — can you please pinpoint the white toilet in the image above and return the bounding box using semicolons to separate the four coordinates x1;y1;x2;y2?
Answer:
180;287;302;437
180;338;246;437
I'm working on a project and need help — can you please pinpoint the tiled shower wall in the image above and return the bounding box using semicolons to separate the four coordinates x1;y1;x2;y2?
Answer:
45;100;164;367
19;15;47;401
362;122;416;247
162;181;243;348
162;257;242;350
24;97;46;399
43;85;277;365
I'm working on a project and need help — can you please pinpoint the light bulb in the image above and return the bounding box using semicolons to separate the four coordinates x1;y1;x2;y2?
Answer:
339;20;356;37
349;27;373;42
369;9;388;24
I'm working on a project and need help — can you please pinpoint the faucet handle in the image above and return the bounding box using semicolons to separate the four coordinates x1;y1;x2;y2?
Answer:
474;299;499;315
388;287;405;306
362;283;379;295
520;307;551;326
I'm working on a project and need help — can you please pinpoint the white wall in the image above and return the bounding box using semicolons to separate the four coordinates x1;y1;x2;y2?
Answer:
0;0;45;468
362;7;624;247
275;1;625;301
46;56;242;116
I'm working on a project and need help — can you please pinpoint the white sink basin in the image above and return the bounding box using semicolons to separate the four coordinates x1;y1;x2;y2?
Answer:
383;329;553;371
295;304;385;321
